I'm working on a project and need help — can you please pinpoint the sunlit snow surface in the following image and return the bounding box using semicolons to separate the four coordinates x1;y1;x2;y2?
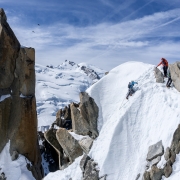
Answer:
35;61;105;128
44;61;180;180
0;142;35;180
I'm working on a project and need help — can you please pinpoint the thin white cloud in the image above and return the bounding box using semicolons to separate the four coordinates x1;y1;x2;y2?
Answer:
7;8;180;70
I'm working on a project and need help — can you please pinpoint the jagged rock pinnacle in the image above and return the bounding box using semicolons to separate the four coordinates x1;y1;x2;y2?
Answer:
0;8;7;21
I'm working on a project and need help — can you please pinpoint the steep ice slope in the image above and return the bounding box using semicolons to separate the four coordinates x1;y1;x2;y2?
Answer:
87;61;180;180
35;61;105;128
44;61;180;180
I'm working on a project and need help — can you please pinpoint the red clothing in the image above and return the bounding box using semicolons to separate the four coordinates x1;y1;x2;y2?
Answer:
157;58;168;67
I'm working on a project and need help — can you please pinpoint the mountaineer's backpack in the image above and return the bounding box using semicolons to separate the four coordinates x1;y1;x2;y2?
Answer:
128;82;131;88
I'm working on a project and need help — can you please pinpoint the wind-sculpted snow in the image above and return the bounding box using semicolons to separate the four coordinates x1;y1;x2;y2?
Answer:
87;62;180;180
44;61;180;180
35;61;105;128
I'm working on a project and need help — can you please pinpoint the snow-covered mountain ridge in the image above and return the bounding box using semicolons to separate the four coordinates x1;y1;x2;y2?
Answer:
36;60;106;128
44;61;180;180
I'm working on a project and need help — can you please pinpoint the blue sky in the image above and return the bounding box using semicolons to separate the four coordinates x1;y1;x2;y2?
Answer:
1;0;180;70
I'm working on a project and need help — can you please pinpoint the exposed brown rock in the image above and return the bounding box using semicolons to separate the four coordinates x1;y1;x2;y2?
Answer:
170;124;180;154
142;171;150;180
70;103;89;135
163;160;172;178
56;128;83;163
71;92;99;138
83;159;99;180
62;105;71;120
79;92;99;138
169;62;180;92
15;47;35;96
0;8;20;89
164;147;171;161
10;97;43;180
0;97;11;152
0;9;43;179
10;97;38;163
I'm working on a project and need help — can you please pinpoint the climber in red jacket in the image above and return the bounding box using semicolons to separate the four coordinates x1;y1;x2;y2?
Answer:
156;58;168;77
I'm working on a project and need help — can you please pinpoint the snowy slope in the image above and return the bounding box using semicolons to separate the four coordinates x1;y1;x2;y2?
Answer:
44;61;180;180
36;60;105;128
0;142;35;180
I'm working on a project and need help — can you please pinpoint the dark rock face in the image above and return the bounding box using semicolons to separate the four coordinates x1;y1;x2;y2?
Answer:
149;166;163;180
70;103;89;135
81;157;99;180
0;9;43;180
71;92;99;138
38;131;59;175
53;106;72;130
154;68;164;83
11;150;19;161
164;147;171;161
44;128;70;170
171;124;180;154
79;92;99;138
0;8;20;89
43;92;98;171
80;155;91;173
169;62;180;92
0;172;6;180
15;47;35;96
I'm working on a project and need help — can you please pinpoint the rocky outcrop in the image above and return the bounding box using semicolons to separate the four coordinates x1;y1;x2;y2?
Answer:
164;161;172;178
154;67;164;83
80;155;99;180
56;128;83;163
71;92;99;138
142;171;150;180
79;137;93;154
147;140;164;161
149;166;163;180
143;124;180;179
43;92;98;172
53;105;72;129
80;155;91;173
0;172;6;180
70;102;89;135
170;124;180;154
0;8;20;89
44;129;69;170
169;62;180;92
15;47;35;96
0;9;43;180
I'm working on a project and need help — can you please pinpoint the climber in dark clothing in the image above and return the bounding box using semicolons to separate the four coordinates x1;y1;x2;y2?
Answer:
166;68;172;88
126;81;138;100
156;58;168;77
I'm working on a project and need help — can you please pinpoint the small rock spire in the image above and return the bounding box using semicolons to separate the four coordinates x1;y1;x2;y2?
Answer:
0;8;7;22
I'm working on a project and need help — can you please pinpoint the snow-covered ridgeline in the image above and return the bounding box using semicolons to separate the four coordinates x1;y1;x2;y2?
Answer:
44;61;180;180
